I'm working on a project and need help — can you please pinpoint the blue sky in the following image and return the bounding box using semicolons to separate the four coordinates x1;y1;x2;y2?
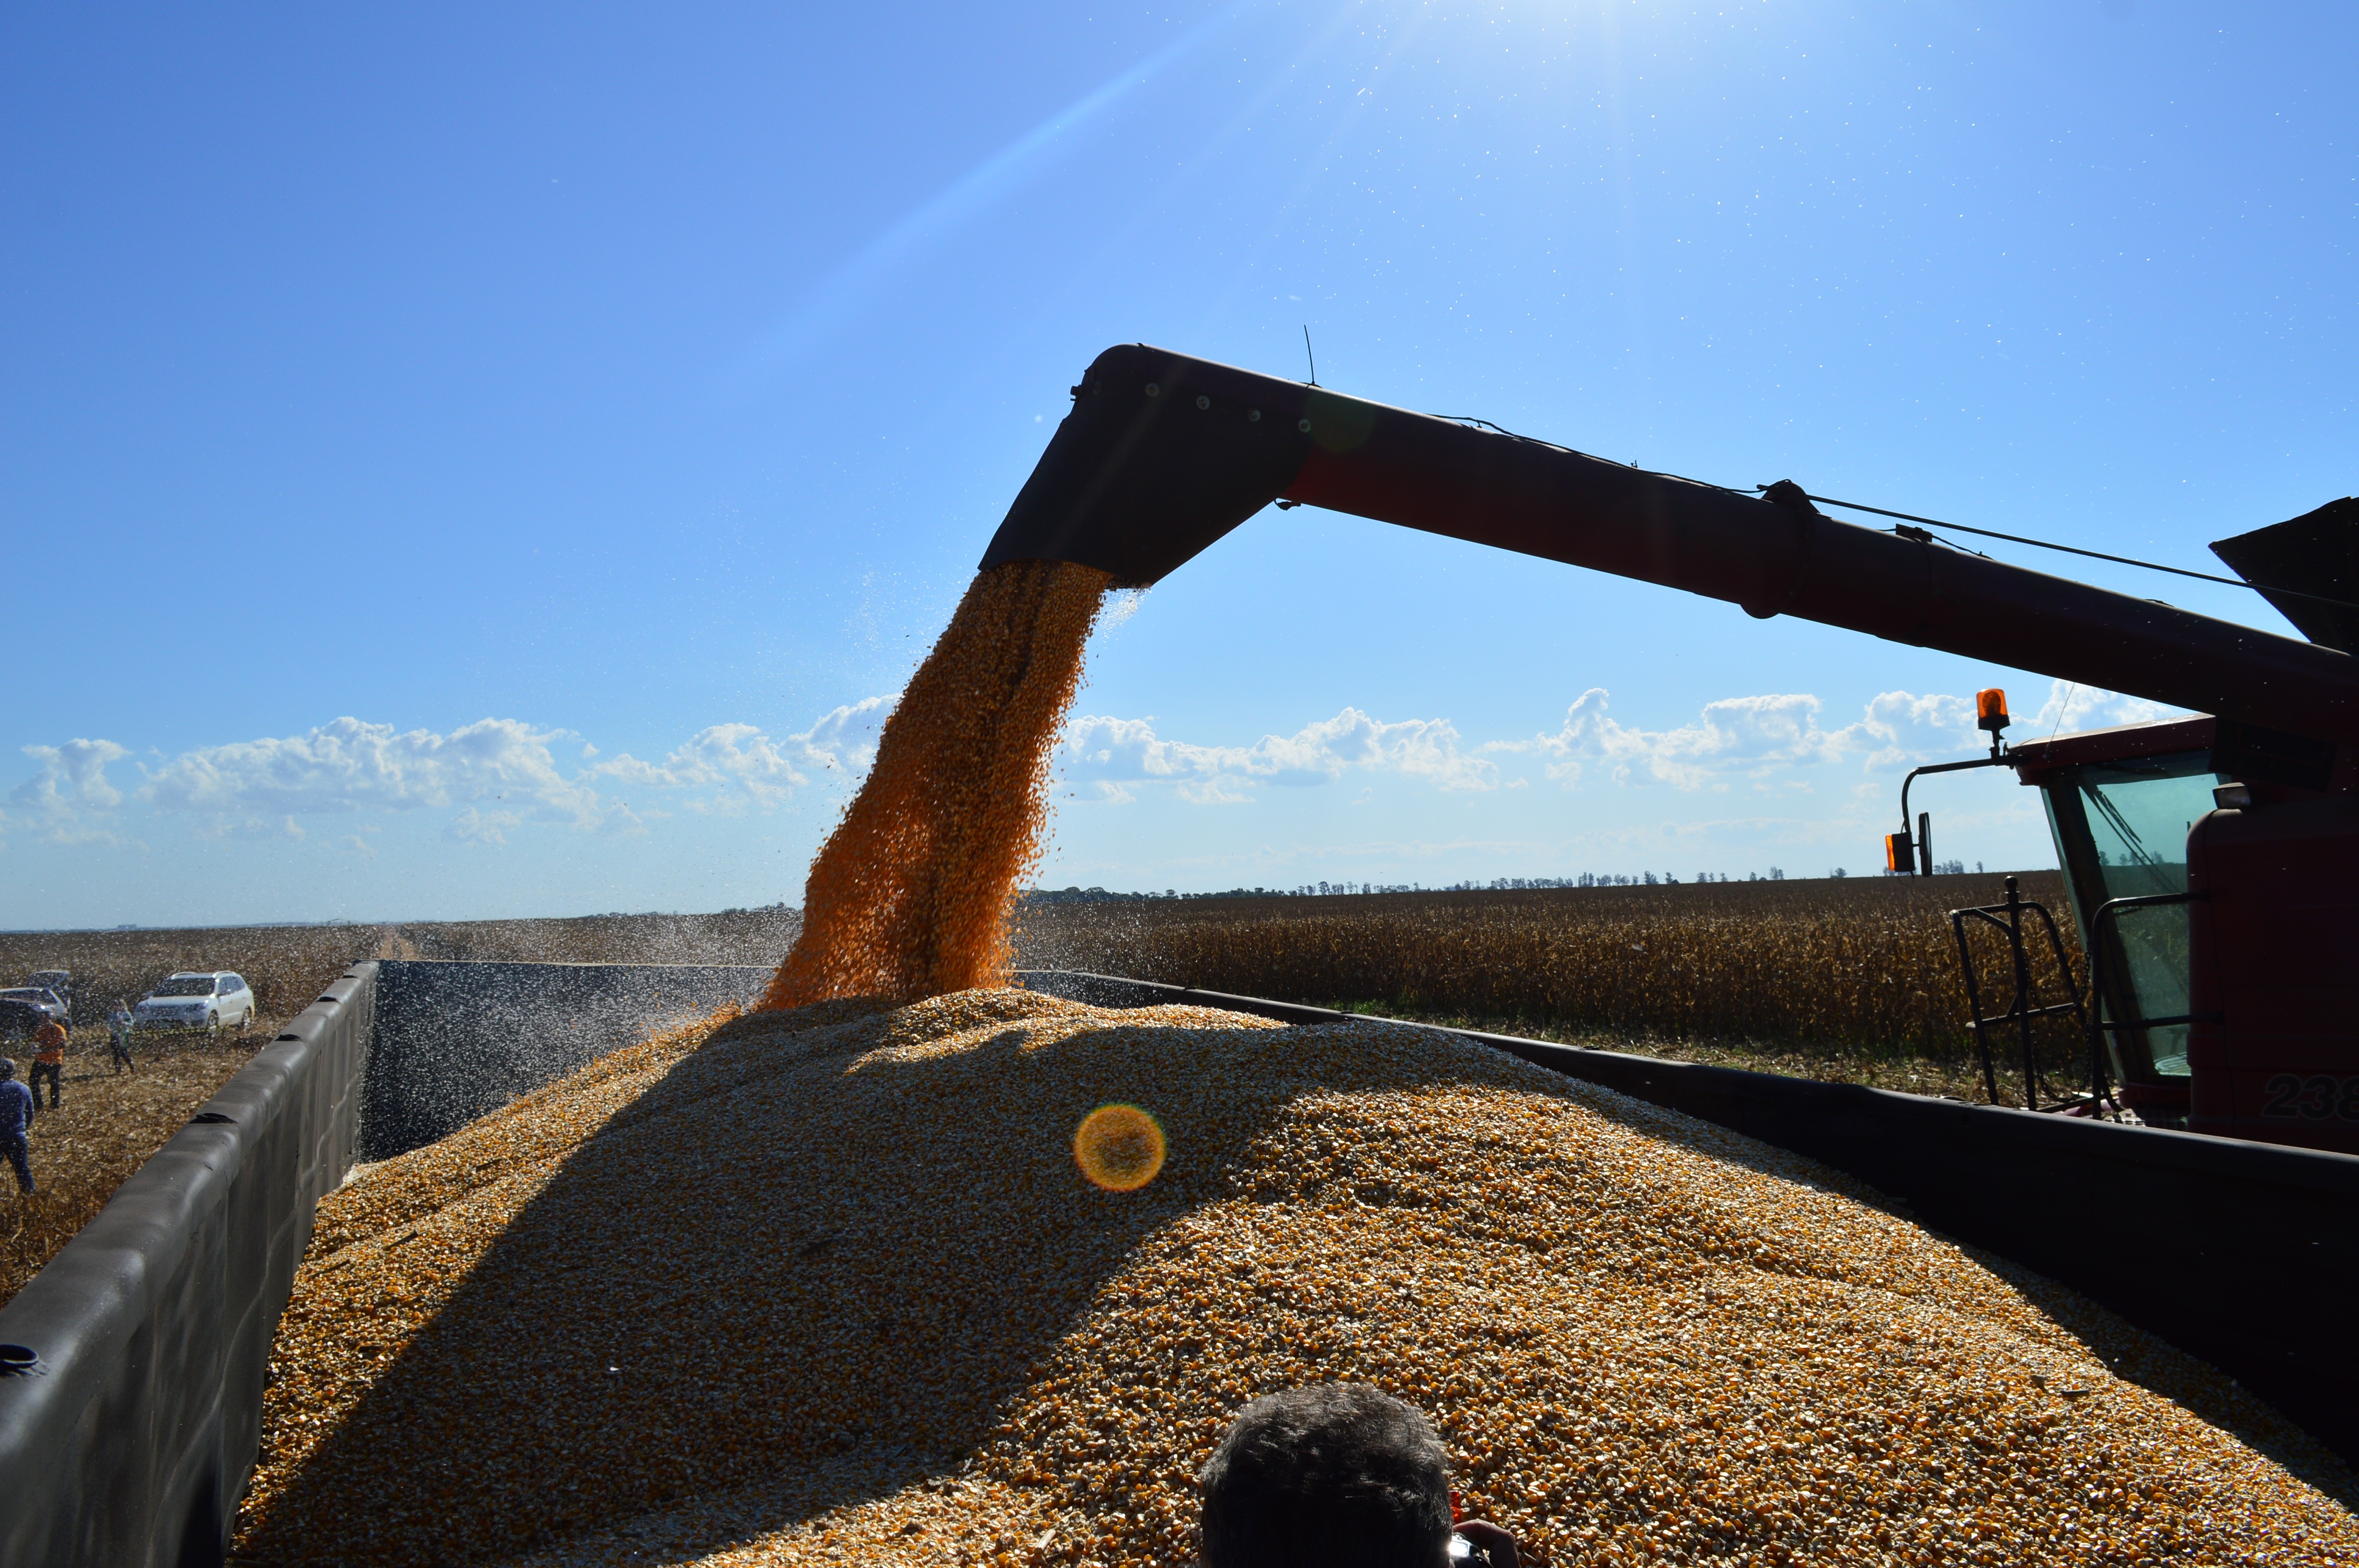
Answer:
5;2;2352;928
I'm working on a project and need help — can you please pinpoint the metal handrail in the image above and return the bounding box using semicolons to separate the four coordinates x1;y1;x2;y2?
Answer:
1897;752;2011;875
1948;875;2090;1111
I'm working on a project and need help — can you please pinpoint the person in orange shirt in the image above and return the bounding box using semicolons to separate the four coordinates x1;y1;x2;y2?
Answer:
30;1018;66;1110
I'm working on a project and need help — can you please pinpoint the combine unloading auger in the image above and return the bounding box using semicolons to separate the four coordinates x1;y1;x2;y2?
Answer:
984;343;2359;1155
983;343;2359;747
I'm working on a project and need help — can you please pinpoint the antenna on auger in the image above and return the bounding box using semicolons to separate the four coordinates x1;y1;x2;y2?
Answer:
1302;326;1317;386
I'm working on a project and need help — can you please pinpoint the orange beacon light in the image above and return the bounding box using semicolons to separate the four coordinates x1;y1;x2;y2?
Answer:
1976;687;2010;734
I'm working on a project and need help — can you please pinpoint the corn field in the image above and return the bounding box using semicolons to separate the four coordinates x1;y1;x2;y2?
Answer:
0;907;804;1023
1016;874;2086;1064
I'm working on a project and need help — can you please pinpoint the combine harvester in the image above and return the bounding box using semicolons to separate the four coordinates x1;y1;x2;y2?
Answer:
983;344;2359;1453
986;343;2359;1158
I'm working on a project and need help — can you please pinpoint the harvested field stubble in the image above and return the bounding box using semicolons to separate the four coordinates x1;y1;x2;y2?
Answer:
0;924;382;1024
0;910;803;1288
1;1025;276;1308
1018;877;2087;1067
0;908;804;1027
238;989;2356;1567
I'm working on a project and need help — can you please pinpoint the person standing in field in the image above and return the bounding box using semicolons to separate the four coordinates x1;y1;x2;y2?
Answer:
30;1017;66;1110
108;998;135;1073
0;1059;33;1195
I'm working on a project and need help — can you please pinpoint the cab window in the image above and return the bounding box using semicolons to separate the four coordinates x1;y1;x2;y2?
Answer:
2041;750;2224;1080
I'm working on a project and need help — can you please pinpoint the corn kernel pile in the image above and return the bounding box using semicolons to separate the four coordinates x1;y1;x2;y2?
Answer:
235;989;2356;1566
760;560;1112;1010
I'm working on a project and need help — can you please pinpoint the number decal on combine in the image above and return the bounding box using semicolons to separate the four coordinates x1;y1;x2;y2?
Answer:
2260;1074;2359;1121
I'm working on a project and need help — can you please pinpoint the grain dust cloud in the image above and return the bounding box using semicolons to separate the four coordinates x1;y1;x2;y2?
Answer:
760;559;1113;1009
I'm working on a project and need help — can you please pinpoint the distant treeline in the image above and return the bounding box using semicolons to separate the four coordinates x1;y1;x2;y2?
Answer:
1022;864;1989;904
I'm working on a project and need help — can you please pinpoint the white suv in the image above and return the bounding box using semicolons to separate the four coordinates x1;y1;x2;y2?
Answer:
133;972;257;1035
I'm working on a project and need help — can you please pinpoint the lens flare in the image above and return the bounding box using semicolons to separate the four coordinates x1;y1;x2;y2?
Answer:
1073;1103;1166;1192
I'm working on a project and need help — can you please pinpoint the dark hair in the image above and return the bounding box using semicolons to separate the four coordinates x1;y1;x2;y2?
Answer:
1199;1382;1452;1568
0;1058;13;1079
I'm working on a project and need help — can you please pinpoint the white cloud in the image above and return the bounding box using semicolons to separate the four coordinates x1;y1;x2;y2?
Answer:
144;716;608;826
6;700;898;852
7;739;132;845
1502;688;1988;790
118;701;899;841
199;815;307;842
9;681;2151;867
1179;775;1255;806
444;808;523;846
1060;708;1495;802
594;698;894;814
2025;679;2180;736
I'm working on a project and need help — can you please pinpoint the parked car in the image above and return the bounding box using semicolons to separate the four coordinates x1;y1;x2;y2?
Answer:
0;987;68;1027
0;998;46;1045
24;969;71;1020
132;972;257;1035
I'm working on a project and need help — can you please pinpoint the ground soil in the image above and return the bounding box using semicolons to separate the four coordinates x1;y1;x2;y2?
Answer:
1;1023;278;1309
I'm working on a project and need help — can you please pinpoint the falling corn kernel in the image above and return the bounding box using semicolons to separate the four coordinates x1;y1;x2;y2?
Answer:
760;559;1113;1009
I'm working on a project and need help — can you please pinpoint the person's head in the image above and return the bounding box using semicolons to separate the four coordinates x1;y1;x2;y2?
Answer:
0;1058;14;1080
1199;1382;1453;1568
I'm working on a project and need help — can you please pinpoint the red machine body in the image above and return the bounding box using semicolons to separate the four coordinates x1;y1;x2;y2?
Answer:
982;342;2359;1156
2188;797;2359;1149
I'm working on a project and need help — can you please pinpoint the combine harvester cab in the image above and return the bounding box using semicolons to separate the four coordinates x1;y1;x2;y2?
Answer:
1893;498;2359;1152
2032;503;2359;1154
1964;710;2359;1152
